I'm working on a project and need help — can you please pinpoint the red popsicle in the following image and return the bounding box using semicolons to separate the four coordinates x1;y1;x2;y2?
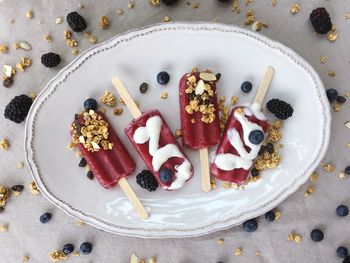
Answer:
112;77;194;191
125;109;193;190
70;109;148;219
211;67;274;184
179;69;221;192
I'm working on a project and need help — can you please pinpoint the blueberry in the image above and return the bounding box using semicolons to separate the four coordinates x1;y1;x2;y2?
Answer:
80;242;92;255
326;88;339;102
39;212;52;223
345;166;350;175
343;256;350;263
337;246;349;258
248;130;265;145
157;71;170;85
265;211;276;222
84;98;98;111
336;205;349;217
242;218;258;232
159;168;173;183
63;244;74;255
310;229;324;242
241;81;252;93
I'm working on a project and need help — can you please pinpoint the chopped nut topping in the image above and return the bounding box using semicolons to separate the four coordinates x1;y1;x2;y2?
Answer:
191;2;199;8
162;16;171;22
217;239;224;245
0;45;9;53
100;91;116;106
256;250;261;256
160;92;168;99
77;220;85;227
245;9;255;25
0;186;10;207
72;252;80;256
149;0;160;6
210;178;217;189
116;9;124;15
149;257;156;263
328;71;336;77
16;162;24;169
26;10;34;19
16;57;32;71
290;3;300;15
19;41;32;51
113;108;123;116
128;2;134;9
72;48;78;55
64;30;72;40
30;181;40;195
320;56;326;63
22;255;29;262
231;0;240;13
323;163;335;173
288;232;302;244
272;0;277;6
49;251;67;261
231;96;238;105
55;17;62;24
43;34;53;42
89;36;97;44
327;31;338;42
275;211;281;220
66;38;78;47
252;21;268;31
310;172;319;182
67;142;76;150
0;224;9;232
304;185;315;197
174;129;182;138
234;248;242;256
338;172;346;180
99;16;109;29
0;139;10;150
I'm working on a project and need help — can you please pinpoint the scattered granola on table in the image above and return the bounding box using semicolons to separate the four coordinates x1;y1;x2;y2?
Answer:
100;90;116;106
29;181;40;195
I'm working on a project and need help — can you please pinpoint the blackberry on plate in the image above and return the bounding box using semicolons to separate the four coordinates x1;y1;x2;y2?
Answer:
4;94;33;123
310;7;332;34
41;52;61;68
162;0;178;6
344;256;350;263
266;98;293;120
136;170;158;191
242;218;258;232
66;11;87;32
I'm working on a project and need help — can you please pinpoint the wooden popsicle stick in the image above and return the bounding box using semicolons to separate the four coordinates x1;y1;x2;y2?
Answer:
253;67;274;105
118;177;149;220
199;148;211;192
112;77;142;119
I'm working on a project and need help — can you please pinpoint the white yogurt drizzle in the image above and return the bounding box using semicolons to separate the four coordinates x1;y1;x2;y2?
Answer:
133;115;192;190
214;103;266;171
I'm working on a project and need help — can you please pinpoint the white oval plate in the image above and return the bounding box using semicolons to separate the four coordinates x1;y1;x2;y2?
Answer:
25;22;331;238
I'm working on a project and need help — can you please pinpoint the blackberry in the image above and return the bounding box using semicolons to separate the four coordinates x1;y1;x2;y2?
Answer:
310;7;332;34
136;170;158;192
41;52;61;68
266;98;293;120
162;0;178;6
66;11;87;32
4;94;33;123
3;77;13;88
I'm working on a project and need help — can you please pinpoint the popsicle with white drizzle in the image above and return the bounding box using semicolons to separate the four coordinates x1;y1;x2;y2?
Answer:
112;77;194;190
211;67;274;184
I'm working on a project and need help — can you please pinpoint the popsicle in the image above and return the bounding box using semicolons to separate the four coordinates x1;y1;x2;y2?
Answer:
112;77;194;191
179;69;221;192
70;109;148;219
211;67;274;184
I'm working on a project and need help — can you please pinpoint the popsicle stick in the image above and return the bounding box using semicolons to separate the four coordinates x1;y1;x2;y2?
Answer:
199;148;211;192
112;77;142;119
253;67;274;105
118;177;148;220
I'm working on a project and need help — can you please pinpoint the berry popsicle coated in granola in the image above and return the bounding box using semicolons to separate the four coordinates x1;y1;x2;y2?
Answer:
70;110;136;188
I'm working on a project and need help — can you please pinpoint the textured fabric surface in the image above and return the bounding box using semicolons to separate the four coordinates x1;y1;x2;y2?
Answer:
0;1;349;262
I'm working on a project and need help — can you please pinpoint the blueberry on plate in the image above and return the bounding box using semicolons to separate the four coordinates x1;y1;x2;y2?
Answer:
80;242;92;255
337;246;349;259
241;81;252;93
84;98;98;111
157;71;170;85
248;130;265;145
326;88;339;102
345;166;350;175
310;229;324;242
159;168;173;183
242;218;258;232
63;244;74;255
39;212;52;223
336;205;349;217
265;211;276;222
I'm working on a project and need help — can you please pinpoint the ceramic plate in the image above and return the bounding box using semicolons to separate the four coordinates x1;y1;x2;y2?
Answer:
25;22;331;238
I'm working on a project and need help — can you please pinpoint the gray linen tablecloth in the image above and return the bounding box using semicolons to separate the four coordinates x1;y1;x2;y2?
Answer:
1;0;349;262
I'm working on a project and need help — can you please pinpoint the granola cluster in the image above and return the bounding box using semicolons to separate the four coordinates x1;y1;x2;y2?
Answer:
0;186;10;207
253;120;282;171
184;69;217;124
100;90;116;107
71;110;114;152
